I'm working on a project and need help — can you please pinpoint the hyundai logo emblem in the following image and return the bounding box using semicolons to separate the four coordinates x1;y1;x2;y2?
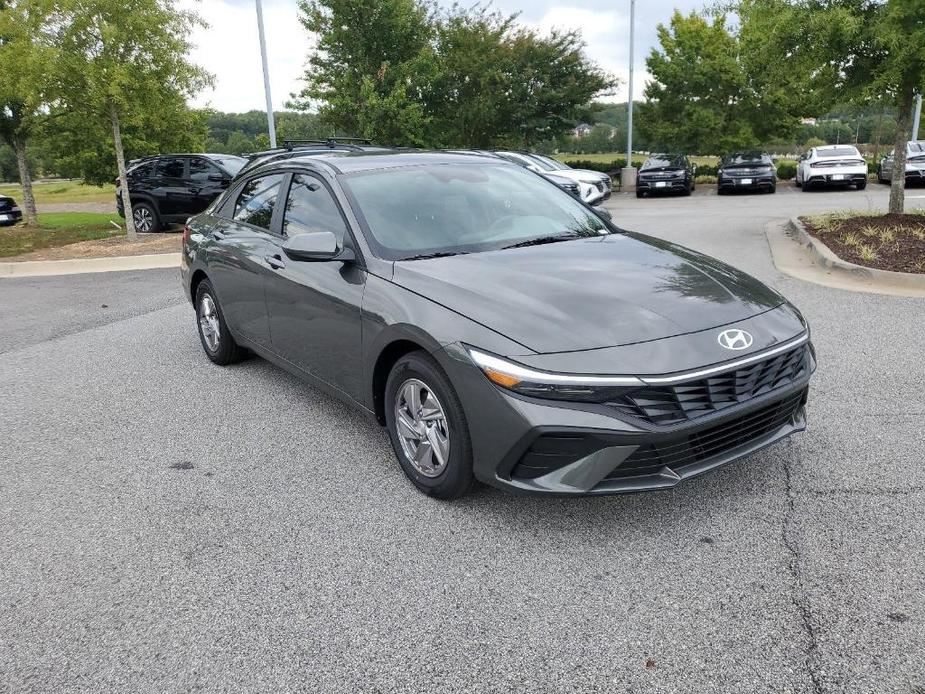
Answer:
717;329;754;351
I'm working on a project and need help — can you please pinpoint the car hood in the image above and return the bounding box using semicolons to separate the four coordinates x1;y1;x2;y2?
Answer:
392;232;785;354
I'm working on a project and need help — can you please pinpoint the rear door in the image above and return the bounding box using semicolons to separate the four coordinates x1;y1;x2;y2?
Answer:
207;172;287;349
188;157;230;214
153;156;189;218
263;172;367;401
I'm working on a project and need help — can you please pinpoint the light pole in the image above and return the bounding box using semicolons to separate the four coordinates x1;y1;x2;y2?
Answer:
621;0;637;191
913;94;922;141
255;0;277;149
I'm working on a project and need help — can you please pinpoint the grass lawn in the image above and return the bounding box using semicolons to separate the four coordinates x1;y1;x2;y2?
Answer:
0;212;122;258
0;179;116;205
555;152;720;167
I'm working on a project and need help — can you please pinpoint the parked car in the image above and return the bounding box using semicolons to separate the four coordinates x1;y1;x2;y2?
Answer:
795;145;867;191
636;154;696;197
180;150;814;499
116;153;247;232
877;141;925;184
493;151;611;204
449;150;581;197
0;195;23;226
717;151;777;194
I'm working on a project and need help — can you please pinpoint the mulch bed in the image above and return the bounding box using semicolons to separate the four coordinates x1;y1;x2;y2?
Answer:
800;213;925;274
6;232;181;262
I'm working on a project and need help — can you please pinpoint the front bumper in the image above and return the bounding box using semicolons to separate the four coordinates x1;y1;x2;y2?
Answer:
718;173;776;191
439;339;813;496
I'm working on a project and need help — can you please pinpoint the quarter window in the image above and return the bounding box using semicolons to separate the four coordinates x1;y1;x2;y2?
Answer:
282;174;348;241
233;174;285;230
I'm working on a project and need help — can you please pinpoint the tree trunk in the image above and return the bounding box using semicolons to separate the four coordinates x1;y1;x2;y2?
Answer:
889;92;914;215
110;103;137;241
12;135;38;227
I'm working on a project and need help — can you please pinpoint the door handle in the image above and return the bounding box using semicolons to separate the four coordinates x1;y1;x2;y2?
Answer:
265;253;286;269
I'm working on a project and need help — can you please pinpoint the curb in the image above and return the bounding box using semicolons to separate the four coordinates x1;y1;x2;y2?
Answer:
0;252;180;278
787;217;925;291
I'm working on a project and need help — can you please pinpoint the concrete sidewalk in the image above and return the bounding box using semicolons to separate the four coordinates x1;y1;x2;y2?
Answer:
0;252;180;278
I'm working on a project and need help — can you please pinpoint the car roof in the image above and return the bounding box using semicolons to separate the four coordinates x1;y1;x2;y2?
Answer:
260;150;511;175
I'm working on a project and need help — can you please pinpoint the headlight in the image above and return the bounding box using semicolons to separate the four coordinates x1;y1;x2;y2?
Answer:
467;347;643;402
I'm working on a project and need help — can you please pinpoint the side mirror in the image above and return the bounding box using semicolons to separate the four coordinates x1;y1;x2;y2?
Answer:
283;230;346;261
592;205;612;221
208;173;227;182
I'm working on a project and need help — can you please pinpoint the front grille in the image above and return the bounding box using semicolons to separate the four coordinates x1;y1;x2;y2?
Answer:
606;343;809;426
602;388;806;482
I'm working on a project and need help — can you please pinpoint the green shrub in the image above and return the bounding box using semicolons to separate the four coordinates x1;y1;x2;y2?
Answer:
695;175;717;184
694;164;718;177
776;162;797;180
562;159;627;174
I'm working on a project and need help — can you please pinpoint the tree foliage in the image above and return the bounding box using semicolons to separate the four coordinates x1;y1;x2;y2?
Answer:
293;0;615;148
639;11;799;155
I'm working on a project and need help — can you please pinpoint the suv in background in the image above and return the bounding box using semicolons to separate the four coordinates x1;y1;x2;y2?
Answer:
636;154;695;197
493;151;611;204
877;141;925;185
0;195;23;226
718;151;777;194
116;153;247;232
795;145;867;191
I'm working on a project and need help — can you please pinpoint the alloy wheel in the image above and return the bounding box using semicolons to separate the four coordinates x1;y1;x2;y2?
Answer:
394;378;450;477
133;206;153;232
198;294;221;352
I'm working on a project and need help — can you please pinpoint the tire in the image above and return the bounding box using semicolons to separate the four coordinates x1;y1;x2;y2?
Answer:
194;279;247;365
682;181;693;196
131;201;160;233
877;167;885;184
857;180;867;190
635;190;644;198
384;351;474;499
717;187;727;196
801;179;812;192
769;185;777;194
795;178;802;188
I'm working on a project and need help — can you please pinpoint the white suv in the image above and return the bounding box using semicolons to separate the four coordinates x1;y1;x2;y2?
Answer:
494;151;611;204
796;145;867;191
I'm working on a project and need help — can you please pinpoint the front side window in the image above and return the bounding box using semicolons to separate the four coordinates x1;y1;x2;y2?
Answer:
342;163;607;260
157;157;185;179
233;174;285;230
282;174;348;241
189;158;222;183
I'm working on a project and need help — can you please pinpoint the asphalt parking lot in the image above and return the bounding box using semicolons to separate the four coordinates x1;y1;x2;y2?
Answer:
2;184;924;693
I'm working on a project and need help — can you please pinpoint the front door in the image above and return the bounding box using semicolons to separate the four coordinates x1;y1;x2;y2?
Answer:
263;172;366;401
207;172;287;349
153;156;190;218
188;157;230;215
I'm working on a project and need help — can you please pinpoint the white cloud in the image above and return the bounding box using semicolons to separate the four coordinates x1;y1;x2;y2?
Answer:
182;0;312;112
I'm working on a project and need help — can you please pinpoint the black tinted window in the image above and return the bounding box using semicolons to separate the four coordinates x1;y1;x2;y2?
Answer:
233;174;285;230
130;162;156;179
156;158;185;178
189;158;221;182
282;174;348;240
641;155;685;170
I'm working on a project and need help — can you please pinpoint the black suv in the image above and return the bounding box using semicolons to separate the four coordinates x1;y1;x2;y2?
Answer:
116;154;247;232
0;195;23;226
238;139;394;177
636;154;695;197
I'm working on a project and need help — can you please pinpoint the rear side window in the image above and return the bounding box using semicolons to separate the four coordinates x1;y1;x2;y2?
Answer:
156;157;186;178
282;174;348;242
233;174;285;230
130;162;156;179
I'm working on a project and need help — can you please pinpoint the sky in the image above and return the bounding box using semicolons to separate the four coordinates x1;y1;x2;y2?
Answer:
182;0;710;114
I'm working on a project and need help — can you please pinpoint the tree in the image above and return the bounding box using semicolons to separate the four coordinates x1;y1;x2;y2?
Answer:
51;0;210;238
639;11;798;155
733;0;925;214
0;0;54;226
293;0;615;148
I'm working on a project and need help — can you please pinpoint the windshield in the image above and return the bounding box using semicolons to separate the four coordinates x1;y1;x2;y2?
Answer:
817;147;860;159
213;156;246;175
527;154;570;172
641;155;685;170
341;163;609;260
724;152;771;166
908;142;925;157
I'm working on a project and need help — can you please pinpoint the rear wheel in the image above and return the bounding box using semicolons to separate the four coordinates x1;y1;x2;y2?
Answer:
801;179;812;192
385;351;474;499
195;279;246;365
857;179;867;190
635;189;644;198
131;202;160;233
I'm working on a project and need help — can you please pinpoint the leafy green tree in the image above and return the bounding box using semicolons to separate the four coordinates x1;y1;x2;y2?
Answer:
640;10;797;155
733;0;925;213
293;0;615;148
0;0;54;225
51;0;210;238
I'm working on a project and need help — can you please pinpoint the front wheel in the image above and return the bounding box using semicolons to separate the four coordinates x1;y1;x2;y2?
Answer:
385;352;474;499
195;279;247;365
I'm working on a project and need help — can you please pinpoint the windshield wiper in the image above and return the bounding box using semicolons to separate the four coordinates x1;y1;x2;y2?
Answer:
401;251;464;261
501;234;581;250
